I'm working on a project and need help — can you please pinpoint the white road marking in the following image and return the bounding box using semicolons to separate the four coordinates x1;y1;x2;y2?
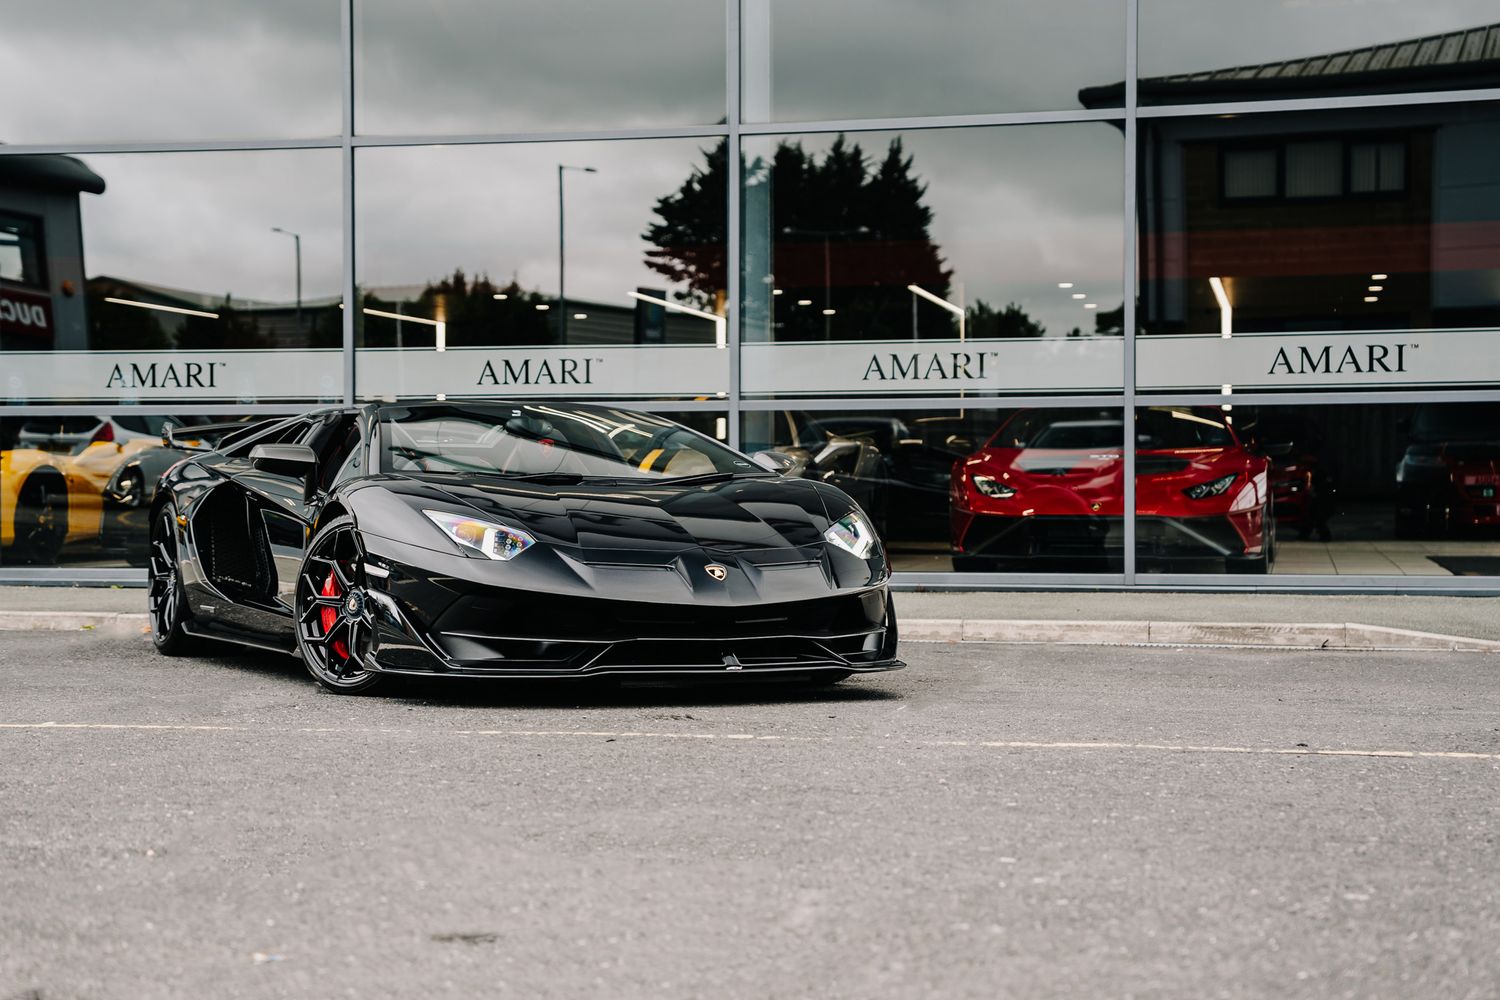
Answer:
0;722;1496;761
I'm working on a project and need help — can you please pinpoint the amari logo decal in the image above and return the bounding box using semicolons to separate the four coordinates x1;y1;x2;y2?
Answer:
106;361;227;389
1267;343;1412;376
861;350;998;383
476;357;600;386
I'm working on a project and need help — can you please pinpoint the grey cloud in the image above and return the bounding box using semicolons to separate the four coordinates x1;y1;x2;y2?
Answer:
0;0;342;143
77;149;343;303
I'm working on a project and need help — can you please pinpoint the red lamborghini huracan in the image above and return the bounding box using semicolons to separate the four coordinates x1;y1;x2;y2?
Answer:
950;407;1273;573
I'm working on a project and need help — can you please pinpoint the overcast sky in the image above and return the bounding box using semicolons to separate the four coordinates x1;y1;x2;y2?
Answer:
6;0;1492;337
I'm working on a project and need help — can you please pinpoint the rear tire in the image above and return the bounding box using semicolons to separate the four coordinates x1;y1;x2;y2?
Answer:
12;474;67;566
148;505;203;656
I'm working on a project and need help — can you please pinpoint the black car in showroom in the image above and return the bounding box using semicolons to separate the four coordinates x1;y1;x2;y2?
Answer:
147;401;902;693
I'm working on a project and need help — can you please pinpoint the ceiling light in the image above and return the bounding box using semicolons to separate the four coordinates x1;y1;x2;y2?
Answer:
492;293;508;300
821;308;836;316
1209;276;1233;339
1371;273;1388;281
1071;293;1086;300
103;297;220;320
797;299;812;306
1364;296;1379;303
1057;282;1074;289
535;303;551;311
1083;303;1098;309
1368;285;1383;292
772;288;784;296
573;312;587;320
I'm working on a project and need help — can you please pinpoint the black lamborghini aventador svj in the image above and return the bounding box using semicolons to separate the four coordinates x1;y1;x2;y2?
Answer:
146;401;902;692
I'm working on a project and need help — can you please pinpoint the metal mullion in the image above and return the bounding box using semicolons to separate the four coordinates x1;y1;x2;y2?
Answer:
1137;86;1500;121
1121;0;1140;586
0;404;307;416
739;107;1125;136
726;0;743;449
1139;388;1500;408
735;395;1127;412
349;125;730;149
0;137;341;156
341;0;356;406
0;568;147;586
1140;574;1500;593
891;572;1127;590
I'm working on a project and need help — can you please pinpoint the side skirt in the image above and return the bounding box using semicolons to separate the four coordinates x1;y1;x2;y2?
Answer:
182;620;300;659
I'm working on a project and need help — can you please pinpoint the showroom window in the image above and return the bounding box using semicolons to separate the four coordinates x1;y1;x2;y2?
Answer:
740;124;1126;399
4;0;1500;588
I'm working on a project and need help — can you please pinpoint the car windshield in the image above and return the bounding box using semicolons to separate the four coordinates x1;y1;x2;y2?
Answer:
380;403;762;480
1030;420;1123;450
1136;408;1234;450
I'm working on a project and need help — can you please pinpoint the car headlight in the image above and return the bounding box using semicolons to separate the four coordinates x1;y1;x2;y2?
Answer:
971;473;1015;498
423;509;535;561
1402;452;1445;467
824;512;877;560
1182;474;1238;500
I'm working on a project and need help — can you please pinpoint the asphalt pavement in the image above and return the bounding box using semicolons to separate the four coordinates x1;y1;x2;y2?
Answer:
3;631;1499;999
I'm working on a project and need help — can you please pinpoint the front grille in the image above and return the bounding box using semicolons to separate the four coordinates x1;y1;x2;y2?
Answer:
432;589;886;642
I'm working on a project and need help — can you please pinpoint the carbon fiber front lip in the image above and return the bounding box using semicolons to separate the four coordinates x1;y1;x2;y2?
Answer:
367;658;904;679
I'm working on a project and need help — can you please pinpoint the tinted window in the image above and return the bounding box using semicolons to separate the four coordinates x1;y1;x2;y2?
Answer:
1137;408;1235;449
381;404;757;480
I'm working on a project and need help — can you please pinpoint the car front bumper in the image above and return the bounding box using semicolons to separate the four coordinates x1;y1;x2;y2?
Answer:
357;534;902;679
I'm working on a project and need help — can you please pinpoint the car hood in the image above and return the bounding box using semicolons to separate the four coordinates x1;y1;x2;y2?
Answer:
392;472;839;558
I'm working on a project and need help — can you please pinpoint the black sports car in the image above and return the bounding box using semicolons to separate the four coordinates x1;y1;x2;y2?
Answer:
147;401;903;693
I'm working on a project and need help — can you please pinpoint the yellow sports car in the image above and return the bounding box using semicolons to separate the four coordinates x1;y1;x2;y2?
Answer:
1;416;167;565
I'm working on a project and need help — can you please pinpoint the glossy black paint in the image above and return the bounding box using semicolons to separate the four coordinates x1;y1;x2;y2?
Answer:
150;402;902;681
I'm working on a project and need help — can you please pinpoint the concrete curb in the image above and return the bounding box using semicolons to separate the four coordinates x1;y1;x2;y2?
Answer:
902;618;1500;652
3;611;1497;652
0;611;150;636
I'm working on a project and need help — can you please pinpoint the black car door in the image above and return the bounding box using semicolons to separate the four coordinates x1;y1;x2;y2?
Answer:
227;412;361;628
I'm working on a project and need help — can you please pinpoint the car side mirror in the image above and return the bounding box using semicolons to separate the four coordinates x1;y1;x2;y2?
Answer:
251;443;319;477
751;449;798;474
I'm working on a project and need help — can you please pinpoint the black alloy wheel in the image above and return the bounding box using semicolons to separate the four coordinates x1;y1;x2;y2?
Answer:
13;475;66;566
295;517;382;694
148;506;198;655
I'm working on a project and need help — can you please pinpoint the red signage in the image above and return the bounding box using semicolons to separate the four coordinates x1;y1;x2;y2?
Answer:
0;287;53;339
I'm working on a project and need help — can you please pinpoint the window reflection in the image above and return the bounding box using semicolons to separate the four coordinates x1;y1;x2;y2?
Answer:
2;150;343;404
744;0;1125;121
356;0;726;135
354;140;728;400
741;126;1125;397
0;0;341;143
1141;402;1500;577
1136;103;1500;392
1131;2;1500;106
0;413;279;567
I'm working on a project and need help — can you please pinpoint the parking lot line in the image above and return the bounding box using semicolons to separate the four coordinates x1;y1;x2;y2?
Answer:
1;721;1497;761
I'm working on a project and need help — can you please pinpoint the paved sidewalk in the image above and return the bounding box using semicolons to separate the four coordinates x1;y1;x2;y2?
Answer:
1;585;1496;650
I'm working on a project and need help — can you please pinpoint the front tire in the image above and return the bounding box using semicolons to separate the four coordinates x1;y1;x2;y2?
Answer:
294;517;383;694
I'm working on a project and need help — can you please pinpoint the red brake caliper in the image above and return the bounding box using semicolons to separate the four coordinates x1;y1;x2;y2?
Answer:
320;569;349;660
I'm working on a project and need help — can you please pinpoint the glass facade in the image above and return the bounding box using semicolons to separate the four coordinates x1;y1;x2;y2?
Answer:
4;0;1500;587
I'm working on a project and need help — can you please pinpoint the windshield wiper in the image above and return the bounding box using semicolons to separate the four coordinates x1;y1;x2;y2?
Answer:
659;472;755;486
504;472;586;484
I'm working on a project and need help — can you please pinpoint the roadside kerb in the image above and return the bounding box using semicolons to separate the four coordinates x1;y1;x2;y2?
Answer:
0;612;148;637
904;618;1500;652
4;611;1498;652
